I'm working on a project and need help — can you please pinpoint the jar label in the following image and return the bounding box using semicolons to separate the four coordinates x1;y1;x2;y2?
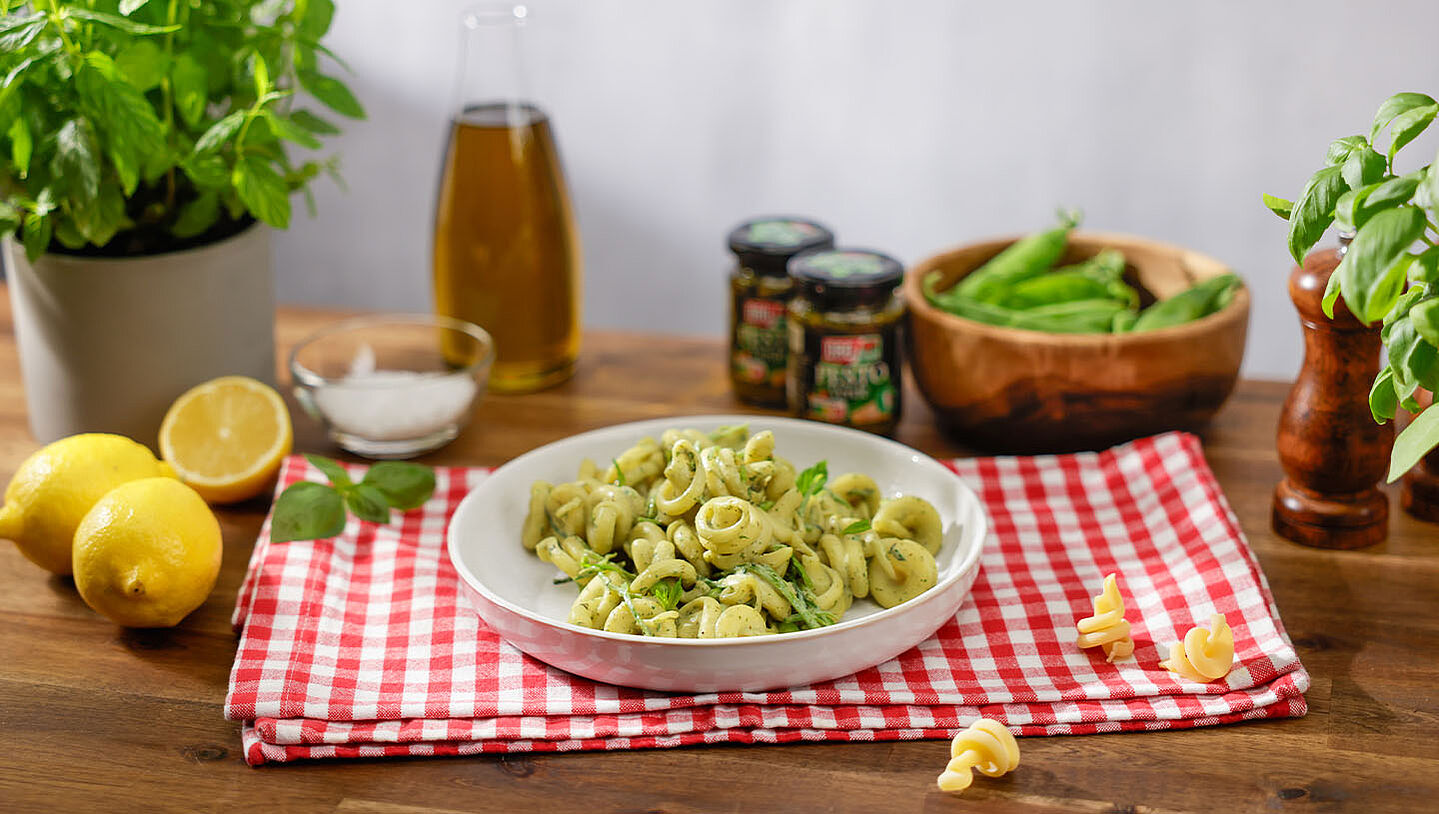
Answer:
807;333;896;424
733;297;788;386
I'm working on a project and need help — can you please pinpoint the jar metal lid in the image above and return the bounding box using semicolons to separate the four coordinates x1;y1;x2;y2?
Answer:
727;217;835;276
788;248;903;306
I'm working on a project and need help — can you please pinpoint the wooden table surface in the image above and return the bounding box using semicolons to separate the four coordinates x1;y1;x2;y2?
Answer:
3;302;1438;814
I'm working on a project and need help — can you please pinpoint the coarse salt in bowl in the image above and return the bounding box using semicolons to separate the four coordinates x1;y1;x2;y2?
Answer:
289;314;494;458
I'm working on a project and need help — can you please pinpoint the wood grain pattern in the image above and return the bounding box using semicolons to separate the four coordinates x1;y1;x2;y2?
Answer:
1272;248;1393;549
2;295;1438;813
904;232;1249;453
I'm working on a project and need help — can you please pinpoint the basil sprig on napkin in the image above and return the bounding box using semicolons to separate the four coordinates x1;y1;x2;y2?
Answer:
271;454;436;542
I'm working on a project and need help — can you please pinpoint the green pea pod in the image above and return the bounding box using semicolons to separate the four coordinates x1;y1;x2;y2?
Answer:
1066;248;1127;284
1009;298;1127;334
935;295;1020;328
953;211;1080;304
1001;273;1112;309
1131;273;1241;332
1070;250;1139;309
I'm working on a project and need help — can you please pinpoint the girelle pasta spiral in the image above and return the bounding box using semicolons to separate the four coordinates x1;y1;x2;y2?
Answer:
1160;612;1234;682
937;718;1021;793
521;425;945;638
1075;572;1134;662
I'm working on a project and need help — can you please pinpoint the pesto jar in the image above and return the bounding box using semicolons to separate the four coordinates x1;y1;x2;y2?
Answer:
786;249;905;435
727;218;835;407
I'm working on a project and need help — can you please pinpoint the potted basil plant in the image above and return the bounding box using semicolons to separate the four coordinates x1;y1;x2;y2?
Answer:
0;0;363;443
1265;92;1439;500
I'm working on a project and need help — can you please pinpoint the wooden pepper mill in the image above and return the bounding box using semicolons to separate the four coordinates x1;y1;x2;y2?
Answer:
1273;244;1394;548
1401;390;1439;522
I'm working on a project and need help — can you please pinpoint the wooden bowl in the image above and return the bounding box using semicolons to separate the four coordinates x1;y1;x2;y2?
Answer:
904;231;1249;453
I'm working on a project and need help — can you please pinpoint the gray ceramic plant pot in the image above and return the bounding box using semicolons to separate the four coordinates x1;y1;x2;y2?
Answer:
3;223;276;446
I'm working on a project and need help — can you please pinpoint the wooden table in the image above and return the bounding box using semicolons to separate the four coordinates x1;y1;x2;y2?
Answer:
3;302;1437;814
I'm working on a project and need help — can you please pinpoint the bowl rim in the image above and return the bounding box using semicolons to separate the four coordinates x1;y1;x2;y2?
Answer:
446;413;988;648
288;312;496;389
904;230;1249;345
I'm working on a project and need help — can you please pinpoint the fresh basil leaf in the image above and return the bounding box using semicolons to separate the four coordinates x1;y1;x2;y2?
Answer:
1371;92;1438;142
1421;151;1439;221
70;183;128;246
299;0;335;41
1385;102;1439;161
1288;166;1348;265
1389;402;1439;483
842;519;870;535
290;108;339;135
303;453;353;488
66;7;179;35
1341;146;1386;189
1369;367;1398;423
271;481;346;542
52;118;100;205
233;153;291;228
170;190;219;239
298;69;365;119
1341;206;1427;324
8;114;29;176
21;213;49;262
1325;135;1368;166
1321;263;1342;319
77;56;166;160
1412;298;1439;348
108;142;139;196
796;460;828;498
361;461;436;510
262;110;322;149
1262;193;1293;220
1386;282;1428;328
1410;248;1439;284
180;153;228;190
1362;173;1423;220
171;53;207;128
0;15;44;52
116;40;168;92
1387;317;1439;392
193;110;245;154
345;483;391;524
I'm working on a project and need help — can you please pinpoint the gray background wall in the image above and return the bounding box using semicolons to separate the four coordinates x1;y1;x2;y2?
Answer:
274;0;1439;380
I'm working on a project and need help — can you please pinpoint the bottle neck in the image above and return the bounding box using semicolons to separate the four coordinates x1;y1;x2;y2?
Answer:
452;4;532;116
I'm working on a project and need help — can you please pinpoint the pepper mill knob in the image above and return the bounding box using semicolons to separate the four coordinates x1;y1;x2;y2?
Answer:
1272;246;1393;548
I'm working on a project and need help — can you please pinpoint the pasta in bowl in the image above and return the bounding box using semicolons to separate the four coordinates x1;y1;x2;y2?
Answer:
448;415;987;692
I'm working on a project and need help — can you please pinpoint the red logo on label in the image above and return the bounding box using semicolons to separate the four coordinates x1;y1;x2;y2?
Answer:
742;299;784;329
821;335;878;364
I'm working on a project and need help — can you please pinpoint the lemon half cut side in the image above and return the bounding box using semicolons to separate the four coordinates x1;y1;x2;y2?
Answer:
159;376;293;504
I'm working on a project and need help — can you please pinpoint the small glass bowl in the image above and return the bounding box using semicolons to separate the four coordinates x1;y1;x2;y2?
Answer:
289;314;494;459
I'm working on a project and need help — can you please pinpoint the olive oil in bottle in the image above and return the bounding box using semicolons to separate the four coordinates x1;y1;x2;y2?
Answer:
433;103;581;392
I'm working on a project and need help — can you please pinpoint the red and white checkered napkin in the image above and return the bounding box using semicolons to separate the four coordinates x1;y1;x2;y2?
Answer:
225;431;1309;765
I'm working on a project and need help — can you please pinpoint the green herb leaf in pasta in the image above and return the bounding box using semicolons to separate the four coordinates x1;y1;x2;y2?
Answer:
611;458;627;486
842;519;871;535
796;461;828;499
650;578;682;610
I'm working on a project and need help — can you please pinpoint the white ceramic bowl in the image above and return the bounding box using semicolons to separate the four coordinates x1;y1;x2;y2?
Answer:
447;415;987;692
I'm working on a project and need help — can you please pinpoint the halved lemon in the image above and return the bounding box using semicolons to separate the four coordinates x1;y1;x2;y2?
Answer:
159;376;293;504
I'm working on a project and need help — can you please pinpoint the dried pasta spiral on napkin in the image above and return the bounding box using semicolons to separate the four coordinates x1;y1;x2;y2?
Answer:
520;425;949;638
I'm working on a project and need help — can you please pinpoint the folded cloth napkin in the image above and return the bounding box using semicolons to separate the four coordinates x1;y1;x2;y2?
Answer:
225;432;1308;765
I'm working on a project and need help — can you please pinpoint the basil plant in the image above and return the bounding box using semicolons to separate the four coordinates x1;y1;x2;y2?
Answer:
1266;92;1439;482
0;0;364;260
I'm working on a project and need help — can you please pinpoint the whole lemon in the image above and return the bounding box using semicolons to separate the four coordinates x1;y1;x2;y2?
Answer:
0;434;175;574
73;477;222;628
